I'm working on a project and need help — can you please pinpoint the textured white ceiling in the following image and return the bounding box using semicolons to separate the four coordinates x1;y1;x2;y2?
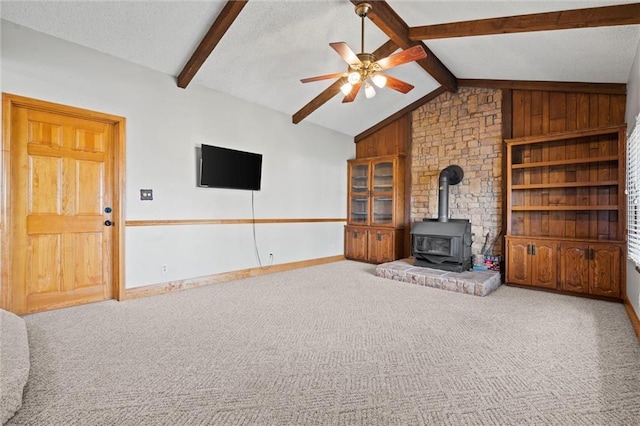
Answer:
1;0;639;136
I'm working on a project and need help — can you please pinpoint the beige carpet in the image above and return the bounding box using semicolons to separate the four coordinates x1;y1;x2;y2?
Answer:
7;260;640;425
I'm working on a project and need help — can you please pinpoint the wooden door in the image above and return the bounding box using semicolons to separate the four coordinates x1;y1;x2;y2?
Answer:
3;94;124;314
560;243;589;293
345;226;367;261
506;238;531;285
368;229;394;264
530;241;557;289
589;244;621;297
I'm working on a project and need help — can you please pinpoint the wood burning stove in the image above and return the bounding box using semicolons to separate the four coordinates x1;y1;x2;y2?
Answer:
412;219;472;272
411;165;472;272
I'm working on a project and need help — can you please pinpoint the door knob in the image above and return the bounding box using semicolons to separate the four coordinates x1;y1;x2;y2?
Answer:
104;220;113;227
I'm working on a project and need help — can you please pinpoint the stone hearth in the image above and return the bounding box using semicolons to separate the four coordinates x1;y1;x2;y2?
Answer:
375;258;501;296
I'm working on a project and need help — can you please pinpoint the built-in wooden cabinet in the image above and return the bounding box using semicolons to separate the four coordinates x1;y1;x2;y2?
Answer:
560;242;621;297
345;227;402;263
505;125;626;300
345;155;405;263
506;238;557;289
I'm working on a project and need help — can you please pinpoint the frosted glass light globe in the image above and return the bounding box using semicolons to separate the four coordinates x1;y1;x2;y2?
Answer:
340;83;353;96
347;71;361;85
372;73;387;88
365;82;376;99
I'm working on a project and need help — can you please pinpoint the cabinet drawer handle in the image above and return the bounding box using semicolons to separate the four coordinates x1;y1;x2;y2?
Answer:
527;244;531;255
532;245;536;255
377;232;382;241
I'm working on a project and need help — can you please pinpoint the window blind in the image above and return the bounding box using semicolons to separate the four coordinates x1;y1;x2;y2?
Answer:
627;114;640;266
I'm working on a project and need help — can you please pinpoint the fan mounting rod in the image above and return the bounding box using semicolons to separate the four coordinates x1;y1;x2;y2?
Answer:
355;2;372;54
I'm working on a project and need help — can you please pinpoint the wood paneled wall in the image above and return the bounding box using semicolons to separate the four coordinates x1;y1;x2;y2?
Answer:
510;90;626;241
512;91;626;137
355;113;411;158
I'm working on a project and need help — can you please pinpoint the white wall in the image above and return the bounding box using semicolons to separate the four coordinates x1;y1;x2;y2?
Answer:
1;20;354;288
626;37;640;319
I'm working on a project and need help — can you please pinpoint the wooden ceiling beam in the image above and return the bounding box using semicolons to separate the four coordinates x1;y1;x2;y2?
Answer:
353;0;458;92
292;80;343;125
409;3;640;41
292;40;398;124
177;0;248;89
459;79;627;95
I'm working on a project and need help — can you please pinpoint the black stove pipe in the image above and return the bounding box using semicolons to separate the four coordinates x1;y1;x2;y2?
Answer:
437;165;464;222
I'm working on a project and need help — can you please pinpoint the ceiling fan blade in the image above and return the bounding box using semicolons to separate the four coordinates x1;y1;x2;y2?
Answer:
300;72;345;83
380;73;414;94
375;45;427;70
330;42;362;65
342;83;362;103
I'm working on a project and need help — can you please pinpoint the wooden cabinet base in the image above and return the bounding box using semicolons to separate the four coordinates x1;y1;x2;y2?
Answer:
345;226;403;264
506;237;623;301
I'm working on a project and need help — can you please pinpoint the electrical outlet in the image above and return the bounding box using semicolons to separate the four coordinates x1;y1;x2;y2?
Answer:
140;189;153;200
161;264;168;274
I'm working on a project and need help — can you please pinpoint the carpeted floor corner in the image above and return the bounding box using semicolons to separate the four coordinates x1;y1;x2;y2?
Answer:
7;260;640;425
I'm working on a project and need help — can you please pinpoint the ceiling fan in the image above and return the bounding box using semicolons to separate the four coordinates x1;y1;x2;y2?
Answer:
301;2;427;103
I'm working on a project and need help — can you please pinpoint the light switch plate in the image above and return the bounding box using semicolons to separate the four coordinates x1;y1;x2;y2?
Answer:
140;189;153;200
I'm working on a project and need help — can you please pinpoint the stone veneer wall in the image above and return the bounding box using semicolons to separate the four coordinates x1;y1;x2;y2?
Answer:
411;87;503;256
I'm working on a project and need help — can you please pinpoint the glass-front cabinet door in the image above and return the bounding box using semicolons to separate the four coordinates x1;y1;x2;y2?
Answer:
372;161;394;192
350;163;369;193
349;196;369;224
371;160;394;226
349;162;370;224
347;157;398;227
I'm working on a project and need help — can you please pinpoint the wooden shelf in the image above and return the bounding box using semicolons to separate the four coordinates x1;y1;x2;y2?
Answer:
505;124;625;146
506;124;624;238
511;155;618;169
511;181;618;189
511;205;619;211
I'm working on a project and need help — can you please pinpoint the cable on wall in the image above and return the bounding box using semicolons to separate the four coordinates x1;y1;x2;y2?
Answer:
251;191;273;269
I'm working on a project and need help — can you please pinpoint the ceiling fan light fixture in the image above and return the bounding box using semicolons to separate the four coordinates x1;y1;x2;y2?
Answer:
300;1;426;109
347;71;361;85
340;82;353;96
372;73;387;88
365;81;376;99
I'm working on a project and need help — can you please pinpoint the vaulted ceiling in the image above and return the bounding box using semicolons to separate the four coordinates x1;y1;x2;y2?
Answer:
2;1;639;137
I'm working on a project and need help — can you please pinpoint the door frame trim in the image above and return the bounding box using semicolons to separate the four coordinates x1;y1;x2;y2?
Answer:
1;93;126;312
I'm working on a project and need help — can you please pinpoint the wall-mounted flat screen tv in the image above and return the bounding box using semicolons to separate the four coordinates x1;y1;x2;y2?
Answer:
199;144;262;191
